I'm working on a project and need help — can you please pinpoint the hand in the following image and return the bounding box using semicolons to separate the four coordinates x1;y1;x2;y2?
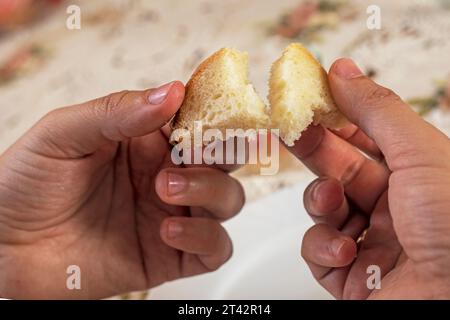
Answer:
292;59;450;299
0;82;244;299
0;0;32;26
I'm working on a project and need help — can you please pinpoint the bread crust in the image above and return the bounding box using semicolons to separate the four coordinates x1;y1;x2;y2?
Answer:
171;44;347;146
172;48;245;132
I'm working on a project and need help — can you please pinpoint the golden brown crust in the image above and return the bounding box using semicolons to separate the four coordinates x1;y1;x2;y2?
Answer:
171;48;235;131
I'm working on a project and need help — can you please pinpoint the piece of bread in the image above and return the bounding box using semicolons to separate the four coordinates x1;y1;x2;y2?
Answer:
269;43;347;146
171;48;269;143
171;43;347;146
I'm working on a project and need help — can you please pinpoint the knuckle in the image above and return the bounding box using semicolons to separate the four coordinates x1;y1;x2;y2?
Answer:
42;107;66;123
341;157;365;186
362;86;401;108
94;90;130;118
342;125;360;140
38;107;68;136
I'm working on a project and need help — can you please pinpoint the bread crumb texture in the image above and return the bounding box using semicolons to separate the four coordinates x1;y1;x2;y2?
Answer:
172;48;269;140
172;43;347;146
269;43;347;146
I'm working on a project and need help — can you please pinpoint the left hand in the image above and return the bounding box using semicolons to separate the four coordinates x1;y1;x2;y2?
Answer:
0;81;244;299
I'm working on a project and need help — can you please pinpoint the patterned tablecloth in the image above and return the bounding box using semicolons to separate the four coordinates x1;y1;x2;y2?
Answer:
0;0;449;298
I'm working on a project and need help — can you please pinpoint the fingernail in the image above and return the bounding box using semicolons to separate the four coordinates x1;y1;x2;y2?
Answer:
148;82;174;105
167;221;183;239
334;58;363;80
167;172;188;196
331;238;346;256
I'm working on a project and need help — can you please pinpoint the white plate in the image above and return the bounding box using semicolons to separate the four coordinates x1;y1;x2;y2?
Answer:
150;180;333;300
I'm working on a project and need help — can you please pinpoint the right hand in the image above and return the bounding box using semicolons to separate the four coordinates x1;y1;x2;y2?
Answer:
292;58;450;299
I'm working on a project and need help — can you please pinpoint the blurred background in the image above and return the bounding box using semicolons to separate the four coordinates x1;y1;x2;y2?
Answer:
0;0;449;299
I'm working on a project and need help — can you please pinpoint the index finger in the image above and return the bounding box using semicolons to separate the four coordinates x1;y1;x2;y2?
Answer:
329;58;450;170
287;125;389;213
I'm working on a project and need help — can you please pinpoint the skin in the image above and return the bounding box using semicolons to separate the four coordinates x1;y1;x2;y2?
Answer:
0;81;245;299
0;58;449;300
0;0;32;25
294;58;450;299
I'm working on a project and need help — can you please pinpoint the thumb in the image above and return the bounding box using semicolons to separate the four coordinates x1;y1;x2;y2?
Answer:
26;81;185;158
328;58;450;170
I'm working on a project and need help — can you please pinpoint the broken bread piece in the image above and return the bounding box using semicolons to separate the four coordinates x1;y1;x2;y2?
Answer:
171;43;347;147
171;48;269;143
269;43;347;146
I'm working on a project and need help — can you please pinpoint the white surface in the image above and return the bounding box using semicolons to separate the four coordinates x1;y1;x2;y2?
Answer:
150;180;333;300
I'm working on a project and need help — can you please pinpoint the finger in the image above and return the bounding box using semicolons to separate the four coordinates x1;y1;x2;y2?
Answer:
341;193;402;299
305;213;368;299
301;223;356;298
340;213;368;240
303;194;396;300
301;224;357;268
160;217;233;271
27;81;185;158
331;123;382;160
289;125;389;213
305;262;351;300
155;167;245;220
329;58;450;170
181;136;250;173
303;177;350;227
